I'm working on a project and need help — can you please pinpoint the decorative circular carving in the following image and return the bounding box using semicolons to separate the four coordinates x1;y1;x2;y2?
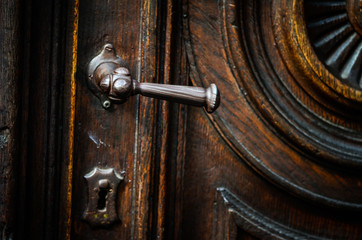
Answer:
305;0;362;89
221;0;362;167
184;0;362;210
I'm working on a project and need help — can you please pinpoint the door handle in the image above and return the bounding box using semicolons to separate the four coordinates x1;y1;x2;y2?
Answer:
87;44;220;113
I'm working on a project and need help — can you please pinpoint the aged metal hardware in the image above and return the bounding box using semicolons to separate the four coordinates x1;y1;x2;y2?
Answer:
87;44;220;113
83;167;123;227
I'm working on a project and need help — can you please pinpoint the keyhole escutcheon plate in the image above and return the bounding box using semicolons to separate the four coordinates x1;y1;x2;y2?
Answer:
83;167;124;227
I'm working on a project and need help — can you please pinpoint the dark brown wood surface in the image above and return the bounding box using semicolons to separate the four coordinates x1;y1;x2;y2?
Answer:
1;0;362;239
0;1;21;239
181;0;362;239
70;0;160;239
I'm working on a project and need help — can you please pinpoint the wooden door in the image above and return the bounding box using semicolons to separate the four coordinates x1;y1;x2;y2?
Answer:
1;0;362;239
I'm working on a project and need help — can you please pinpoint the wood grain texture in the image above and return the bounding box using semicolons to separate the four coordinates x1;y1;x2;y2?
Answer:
4;0;362;239
0;1;21;239
156;1;189;239
181;107;362;239
215;188;319;239
70;0;140;239
182;0;362;238
16;1;70;239
0;0;188;238
70;0;165;239
153;0;175;238
0;0;76;238
184;0;362;211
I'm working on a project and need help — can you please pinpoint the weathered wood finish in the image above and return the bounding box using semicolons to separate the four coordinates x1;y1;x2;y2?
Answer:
0;1;21;239
1;0;362;239
15;1;75;239
182;0;362;238
0;0;184;238
70;0;161;239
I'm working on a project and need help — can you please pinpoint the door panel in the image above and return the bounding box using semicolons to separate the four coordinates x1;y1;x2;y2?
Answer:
181;0;362;238
71;0;160;239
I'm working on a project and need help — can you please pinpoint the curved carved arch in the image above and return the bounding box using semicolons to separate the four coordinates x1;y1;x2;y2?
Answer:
184;0;362;210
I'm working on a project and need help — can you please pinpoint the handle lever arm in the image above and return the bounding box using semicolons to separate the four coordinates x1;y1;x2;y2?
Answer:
88;44;220;113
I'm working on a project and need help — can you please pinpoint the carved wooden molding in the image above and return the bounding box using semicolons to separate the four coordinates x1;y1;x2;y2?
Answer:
214;188;320;239
219;0;362;166
183;0;362;210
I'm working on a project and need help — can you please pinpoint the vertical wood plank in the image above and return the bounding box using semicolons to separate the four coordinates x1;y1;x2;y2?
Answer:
69;0;162;238
0;1;21;239
152;0;189;239
16;0;71;239
60;0;79;239
133;0;159;238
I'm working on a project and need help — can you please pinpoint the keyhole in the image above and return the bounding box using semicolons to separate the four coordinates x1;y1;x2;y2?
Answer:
97;187;110;211
97;179;111;211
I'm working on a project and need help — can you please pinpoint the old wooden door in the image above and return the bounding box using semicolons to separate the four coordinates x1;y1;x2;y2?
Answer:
1;0;362;239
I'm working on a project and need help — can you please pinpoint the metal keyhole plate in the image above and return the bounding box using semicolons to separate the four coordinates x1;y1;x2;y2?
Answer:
83;167;123;227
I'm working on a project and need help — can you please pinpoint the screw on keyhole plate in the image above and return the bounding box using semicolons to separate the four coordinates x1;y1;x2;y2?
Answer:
83;167;123;227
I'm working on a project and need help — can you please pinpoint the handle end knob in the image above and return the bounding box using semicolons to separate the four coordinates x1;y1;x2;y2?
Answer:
205;84;220;113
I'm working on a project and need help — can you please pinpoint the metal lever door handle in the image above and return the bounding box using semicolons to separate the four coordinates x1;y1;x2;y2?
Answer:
87;44;220;113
